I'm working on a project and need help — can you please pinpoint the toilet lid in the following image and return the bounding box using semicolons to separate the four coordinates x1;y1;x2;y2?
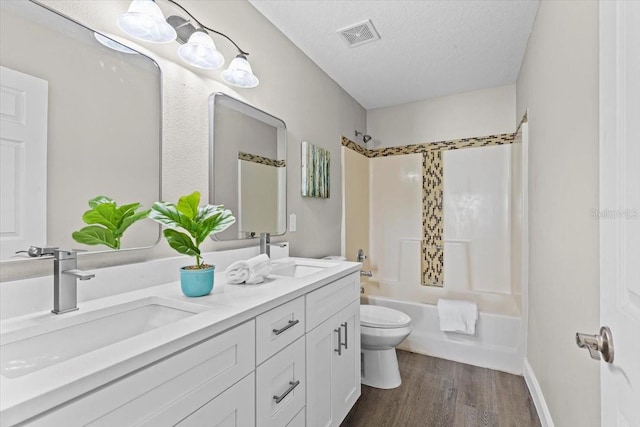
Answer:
360;305;411;328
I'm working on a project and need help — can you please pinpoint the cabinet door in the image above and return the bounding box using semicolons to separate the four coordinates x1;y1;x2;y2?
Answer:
306;315;341;427
332;300;361;425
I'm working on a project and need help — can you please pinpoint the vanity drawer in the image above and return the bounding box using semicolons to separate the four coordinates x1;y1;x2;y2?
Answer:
256;296;305;364
256;336;306;427
30;321;255;427
175;373;255;427
306;272;359;332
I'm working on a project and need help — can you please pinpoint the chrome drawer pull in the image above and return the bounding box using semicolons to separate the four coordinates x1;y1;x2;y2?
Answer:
273;380;301;404
273;319;299;335
334;328;342;356
341;322;348;349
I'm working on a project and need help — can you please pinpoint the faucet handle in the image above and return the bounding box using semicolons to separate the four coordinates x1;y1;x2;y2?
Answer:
53;249;81;260
16;246;58;257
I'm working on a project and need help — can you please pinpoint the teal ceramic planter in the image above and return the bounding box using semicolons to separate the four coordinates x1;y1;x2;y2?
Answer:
180;265;215;297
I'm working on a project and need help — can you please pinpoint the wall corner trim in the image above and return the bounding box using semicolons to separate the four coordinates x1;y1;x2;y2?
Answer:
523;357;555;427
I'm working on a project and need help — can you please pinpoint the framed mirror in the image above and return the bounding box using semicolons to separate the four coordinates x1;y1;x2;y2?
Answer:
0;0;161;261
209;93;287;241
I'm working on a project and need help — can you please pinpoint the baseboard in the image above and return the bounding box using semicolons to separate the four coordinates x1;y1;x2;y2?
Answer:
523;358;554;427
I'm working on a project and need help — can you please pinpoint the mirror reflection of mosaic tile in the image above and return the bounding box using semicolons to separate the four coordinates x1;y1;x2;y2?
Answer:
238;151;285;167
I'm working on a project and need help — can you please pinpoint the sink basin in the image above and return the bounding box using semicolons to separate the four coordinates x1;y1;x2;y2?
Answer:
271;260;337;278
0;297;206;379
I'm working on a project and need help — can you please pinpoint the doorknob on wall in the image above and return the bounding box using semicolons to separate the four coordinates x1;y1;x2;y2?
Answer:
576;326;614;363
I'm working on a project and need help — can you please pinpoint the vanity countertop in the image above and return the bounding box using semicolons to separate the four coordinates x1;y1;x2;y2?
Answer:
0;257;361;425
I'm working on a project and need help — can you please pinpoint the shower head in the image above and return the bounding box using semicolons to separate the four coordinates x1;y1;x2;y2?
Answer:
355;130;372;144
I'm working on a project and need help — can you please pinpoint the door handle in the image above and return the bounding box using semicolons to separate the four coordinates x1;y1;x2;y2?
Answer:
334;327;342;356
341;322;348;349
273;380;300;404
576;326;614;363
272;319;299;335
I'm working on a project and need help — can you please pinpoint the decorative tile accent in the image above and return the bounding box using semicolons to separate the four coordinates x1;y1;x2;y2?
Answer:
422;151;444;286
342;117;525;287
341;133;515;158
238;151;285;167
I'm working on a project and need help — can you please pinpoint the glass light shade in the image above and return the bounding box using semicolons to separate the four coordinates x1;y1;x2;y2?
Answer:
117;0;176;43
221;54;259;88
178;31;224;69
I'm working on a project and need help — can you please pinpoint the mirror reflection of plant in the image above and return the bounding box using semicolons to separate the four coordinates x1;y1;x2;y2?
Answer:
148;191;236;269
72;196;150;249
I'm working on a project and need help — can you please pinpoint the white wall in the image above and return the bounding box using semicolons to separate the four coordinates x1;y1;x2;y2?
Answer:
516;1;600;426
366;84;515;148
0;0;366;281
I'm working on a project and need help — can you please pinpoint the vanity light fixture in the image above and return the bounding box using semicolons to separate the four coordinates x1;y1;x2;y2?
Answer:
118;0;259;87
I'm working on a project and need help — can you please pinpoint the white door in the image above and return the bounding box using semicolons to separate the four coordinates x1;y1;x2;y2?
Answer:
0;66;48;260
599;2;640;426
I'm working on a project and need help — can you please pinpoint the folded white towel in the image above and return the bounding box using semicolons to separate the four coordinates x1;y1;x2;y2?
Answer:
437;299;478;335
225;254;272;284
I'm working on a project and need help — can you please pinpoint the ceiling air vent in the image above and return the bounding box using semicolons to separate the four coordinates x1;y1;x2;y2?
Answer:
338;19;380;47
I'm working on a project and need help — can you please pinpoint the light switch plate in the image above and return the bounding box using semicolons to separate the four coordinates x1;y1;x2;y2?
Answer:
289;214;297;232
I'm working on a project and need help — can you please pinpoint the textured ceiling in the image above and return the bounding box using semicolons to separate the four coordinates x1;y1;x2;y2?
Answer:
248;0;539;110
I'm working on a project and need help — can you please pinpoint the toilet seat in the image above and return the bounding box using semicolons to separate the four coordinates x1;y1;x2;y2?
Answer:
360;305;411;329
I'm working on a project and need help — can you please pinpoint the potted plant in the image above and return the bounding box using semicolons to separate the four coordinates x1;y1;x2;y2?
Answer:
72;196;149;249
148;191;236;297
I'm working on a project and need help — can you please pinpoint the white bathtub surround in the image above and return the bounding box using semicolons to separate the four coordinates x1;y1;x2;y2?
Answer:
436;298;478;335
363;294;524;374
0;245;289;321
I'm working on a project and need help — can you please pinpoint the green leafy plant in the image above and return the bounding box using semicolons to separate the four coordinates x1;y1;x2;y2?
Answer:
72;196;150;249
148;191;236;269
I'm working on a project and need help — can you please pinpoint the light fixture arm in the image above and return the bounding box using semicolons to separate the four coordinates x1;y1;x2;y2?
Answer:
163;0;249;56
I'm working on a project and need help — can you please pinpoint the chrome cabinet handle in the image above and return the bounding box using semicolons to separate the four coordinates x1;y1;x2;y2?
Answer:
341;322;348;349
273;319;299;336
334;327;342;356
273;380;300;404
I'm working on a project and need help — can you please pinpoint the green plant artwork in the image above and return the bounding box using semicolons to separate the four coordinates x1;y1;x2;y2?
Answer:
301;140;330;198
148;191;236;268
72;196;150;249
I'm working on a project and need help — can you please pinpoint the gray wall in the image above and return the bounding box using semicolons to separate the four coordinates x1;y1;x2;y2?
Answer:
1;0;366;280
516;1;600;425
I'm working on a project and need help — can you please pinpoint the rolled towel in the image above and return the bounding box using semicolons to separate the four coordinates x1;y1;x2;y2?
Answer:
225;254;273;284
225;260;250;284
246;254;272;284
437;298;478;335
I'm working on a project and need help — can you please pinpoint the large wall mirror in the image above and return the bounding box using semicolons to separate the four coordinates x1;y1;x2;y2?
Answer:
0;0;161;261
210;93;287;241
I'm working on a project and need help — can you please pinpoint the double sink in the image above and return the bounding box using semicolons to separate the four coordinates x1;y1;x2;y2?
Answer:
0;259;336;380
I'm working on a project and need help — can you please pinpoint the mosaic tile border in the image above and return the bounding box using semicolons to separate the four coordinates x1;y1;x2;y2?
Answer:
341;133;515;158
238;151;285;167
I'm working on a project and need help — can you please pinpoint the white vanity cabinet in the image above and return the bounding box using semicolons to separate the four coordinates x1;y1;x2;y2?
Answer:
305;274;361;427
4;264;362;427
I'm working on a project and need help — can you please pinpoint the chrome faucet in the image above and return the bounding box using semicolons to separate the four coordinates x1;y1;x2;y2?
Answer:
259;232;271;257
52;249;95;314
259;232;287;257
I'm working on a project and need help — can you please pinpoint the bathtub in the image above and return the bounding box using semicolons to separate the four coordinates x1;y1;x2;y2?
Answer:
361;293;526;374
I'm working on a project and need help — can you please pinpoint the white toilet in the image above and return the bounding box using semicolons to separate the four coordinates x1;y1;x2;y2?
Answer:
360;304;412;389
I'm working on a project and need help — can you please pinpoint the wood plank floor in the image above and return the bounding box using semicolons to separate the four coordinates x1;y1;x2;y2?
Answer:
341;350;541;427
